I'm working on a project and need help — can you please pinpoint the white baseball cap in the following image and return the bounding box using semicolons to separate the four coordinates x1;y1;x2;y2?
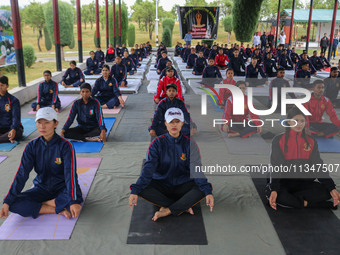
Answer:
35;107;58;122
165;107;184;123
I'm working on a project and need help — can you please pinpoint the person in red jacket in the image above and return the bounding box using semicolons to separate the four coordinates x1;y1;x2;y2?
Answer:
221;80;262;138
267;107;340;210
218;68;236;108
215;48;229;70
154;67;182;103
304;80;340;138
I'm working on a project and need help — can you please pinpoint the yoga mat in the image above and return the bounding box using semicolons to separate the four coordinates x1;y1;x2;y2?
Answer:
0;118;37;152
0;155;8;164
102;96;128;114
252;177;340;255
0;157;102;240
315;137;340;153
127;161;208;245
147;80;158;94
209;95;224;112
120;79;142;94
220;130;270;155
72;117;116;153
28;96;78;114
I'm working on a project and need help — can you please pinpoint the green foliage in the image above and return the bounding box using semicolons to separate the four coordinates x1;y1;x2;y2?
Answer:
233;0;264;42
128;24;136;47
44;26;52;51
162;27;172;47
260;0;304;20
44;0;74;48
108;4;129;46
223;15;233;33
94;31;101;48
23;44;36;68
162;18;175;33
69;34;75;49
185;0;208;6
3;64;17;73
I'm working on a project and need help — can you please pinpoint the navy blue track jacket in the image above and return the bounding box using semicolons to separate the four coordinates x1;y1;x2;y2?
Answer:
3;134;83;206
110;63;127;83
92;75;121;100
122;57;137;72
130;133;212;195
37;80;60;106
187;54;198;68
86;58;99;71
202;65;222;78
193;57;207;74
63;98;106;131
0;92;21;130
62;67;85;84
95;50;105;63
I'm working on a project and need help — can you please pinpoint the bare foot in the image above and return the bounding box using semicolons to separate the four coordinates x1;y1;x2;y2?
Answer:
152;208;171;221
86;137;102;142
228;133;240;138
59;209;71;219
185;208;194;215
42;199;56;207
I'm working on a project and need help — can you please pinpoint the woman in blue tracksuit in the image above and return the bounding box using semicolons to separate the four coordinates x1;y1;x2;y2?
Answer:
92;64;125;109
0;107;83;219
129;107;214;221
31;70;61;112
61;61;85;88
61;83;107;143
84;51;101;75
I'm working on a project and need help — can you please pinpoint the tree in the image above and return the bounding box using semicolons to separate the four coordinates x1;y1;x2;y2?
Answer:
22;2;45;52
44;0;75;60
210;0;233;17
44;26;52;50
108;3;128;46
162;27;172;47
128;24;136;47
260;0;304;20
223;15;233;43
233;0;264;42
185;0;208;6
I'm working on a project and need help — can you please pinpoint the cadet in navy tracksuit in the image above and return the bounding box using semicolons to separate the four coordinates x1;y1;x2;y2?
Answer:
0;107;83;219
319;52;331;68
266;107;340;210
157;51;170;74
129;107;214;221
268;68;292;111
324;67;340;106
290;47;300;64
149;83;197;137
93;65;125;109
0;76;23;143
228;49;246;76
208;45;218;60
186;48;198;69
303;80;340;138
115;44;122;57
264;52;278;77
159;61;179;80
122;51;137;75
310;51;324;71
278;49;293;70
222;81;262;138
95;47;105;68
246;57;268;87
182;45;191;63
192;51;207;75
129;48;141;68
296;54;316;75
110;56;128;87
84;51;101;75
61;83;107;142
203;58;222;79
61;61;85;88
31;70;61;112
294;62;311;88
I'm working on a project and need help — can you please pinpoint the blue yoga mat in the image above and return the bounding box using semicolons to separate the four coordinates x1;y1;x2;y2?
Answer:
0;118;37;152
72;117;116;153
209;95;224;112
315;137;340;153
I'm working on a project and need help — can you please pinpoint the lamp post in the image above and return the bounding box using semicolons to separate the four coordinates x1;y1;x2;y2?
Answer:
155;0;159;47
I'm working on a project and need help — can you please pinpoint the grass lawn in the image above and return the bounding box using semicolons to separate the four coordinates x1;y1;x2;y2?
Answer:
1;61;70;90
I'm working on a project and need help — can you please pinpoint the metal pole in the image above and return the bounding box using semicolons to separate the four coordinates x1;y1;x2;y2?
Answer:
119;0;121;46
95;0;100;48
113;0;116;46
155;0;159;47
105;0;109;48
306;0;314;54
289;0;296;46
52;0;62;71
10;0;26;87
275;0;281;48
328;0;338;61
76;0;83;63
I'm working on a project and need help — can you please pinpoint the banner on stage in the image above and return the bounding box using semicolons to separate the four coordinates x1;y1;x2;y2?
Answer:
177;6;220;40
0;9;15;68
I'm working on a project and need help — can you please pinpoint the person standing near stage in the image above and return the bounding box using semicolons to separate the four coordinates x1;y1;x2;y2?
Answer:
331;35;339;60
184;32;192;46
